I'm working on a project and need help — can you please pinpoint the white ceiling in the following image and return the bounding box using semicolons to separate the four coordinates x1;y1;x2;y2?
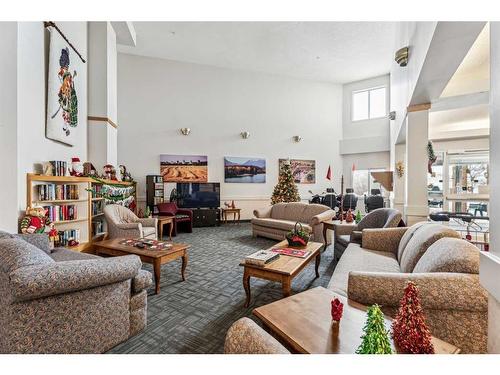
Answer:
429;104;489;140
117;22;397;84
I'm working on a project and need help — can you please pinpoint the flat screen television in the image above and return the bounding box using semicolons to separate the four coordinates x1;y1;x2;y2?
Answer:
176;183;220;209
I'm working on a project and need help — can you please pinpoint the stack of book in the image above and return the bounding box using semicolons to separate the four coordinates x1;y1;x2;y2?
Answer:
55;229;80;247
92;184;103;198
38;184;79;201
44;205;77;222
245;250;280;267
49;161;68;176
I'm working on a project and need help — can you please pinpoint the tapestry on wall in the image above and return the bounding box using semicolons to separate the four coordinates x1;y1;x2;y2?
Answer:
224;157;266;183
160;154;208;182
46;28;82;146
279;159;316;184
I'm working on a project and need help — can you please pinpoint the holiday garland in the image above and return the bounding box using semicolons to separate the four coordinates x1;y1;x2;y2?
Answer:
87;177;136;209
271;160;300;204
356;304;393;354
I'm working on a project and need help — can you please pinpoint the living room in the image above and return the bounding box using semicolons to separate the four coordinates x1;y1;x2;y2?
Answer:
1;1;500;373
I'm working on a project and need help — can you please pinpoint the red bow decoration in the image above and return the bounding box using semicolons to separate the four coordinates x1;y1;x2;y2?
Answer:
331;298;344;322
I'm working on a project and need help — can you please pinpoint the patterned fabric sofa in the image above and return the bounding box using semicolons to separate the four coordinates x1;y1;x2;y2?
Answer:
225;222;488;354
0;231;152;353
252;202;335;243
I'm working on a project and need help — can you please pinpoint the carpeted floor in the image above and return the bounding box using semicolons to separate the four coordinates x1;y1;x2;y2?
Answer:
109;223;337;354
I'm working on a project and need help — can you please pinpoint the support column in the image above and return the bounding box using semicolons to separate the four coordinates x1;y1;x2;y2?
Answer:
392;143;405;213
404;108;429;225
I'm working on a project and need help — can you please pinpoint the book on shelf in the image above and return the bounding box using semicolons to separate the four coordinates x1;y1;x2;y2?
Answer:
154;176;163;183
154;183;164;189
153;197;164;205
55;229;80;247
92;184;103;198
154;190;164;197
49;161;68;176
245;250;280;267
271;247;310;258
37;184;79;201
92;221;104;236
43;205;78;221
91;200;104;216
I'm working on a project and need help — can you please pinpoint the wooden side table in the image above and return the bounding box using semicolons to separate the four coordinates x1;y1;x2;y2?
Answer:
153;216;174;240
222;208;241;224
322;220;356;245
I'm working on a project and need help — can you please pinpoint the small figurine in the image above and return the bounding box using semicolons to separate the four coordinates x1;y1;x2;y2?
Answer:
331;298;344;322
48;223;59;249
231;200;236;209
345;209;354;223
69;157;84;177
103;164;117;180
83;162;98;177
42;162;54;176
119;164;133;182
20;206;51;234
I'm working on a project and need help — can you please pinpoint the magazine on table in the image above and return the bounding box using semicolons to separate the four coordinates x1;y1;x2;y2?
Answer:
271;247;310;258
245;250;280;267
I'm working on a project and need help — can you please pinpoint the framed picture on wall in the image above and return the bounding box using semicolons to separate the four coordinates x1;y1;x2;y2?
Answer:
160;154;208;182
224;157;266;183
279;159;316;184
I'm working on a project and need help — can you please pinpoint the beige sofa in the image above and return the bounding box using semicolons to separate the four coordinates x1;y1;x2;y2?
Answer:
252;202;335;243
226;222;488;354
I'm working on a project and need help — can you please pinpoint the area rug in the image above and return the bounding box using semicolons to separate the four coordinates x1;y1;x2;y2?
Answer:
109;223;336;354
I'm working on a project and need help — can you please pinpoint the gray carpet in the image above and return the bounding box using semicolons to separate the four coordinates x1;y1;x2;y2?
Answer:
109;223;336;354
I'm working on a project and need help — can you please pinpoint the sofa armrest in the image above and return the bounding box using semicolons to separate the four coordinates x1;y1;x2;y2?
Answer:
351;230;363;244
132;269;153;293
253;206;272;218
224;318;290;354
310;209;336;226
9;255;142;302
361;227;408;255
347;271;488;312
333;223;357;236
137;217;158;228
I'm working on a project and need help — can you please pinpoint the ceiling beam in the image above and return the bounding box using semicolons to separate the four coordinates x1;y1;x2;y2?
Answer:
111;22;137;47
430;91;489;112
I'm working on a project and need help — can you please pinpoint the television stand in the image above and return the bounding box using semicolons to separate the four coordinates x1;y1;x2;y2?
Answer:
192;208;220;227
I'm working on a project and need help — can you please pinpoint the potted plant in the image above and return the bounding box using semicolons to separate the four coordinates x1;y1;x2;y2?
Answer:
285;222;310;248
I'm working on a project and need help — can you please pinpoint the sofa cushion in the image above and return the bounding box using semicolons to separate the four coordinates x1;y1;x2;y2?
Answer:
50;247;100;262
13;233;52;254
327;243;400;296
0;237;54;274
399;223;461;273
251;218;311;233
270;202;329;224
397;221;427;262
413;237;480;274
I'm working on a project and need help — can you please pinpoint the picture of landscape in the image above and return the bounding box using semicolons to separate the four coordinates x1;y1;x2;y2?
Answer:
224;157;266;183
279;159;316;184
160;154;208;182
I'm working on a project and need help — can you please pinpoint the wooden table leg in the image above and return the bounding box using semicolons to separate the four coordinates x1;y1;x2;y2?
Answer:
159;222;163;240
181;252;188;281
238;211;241;224
323;224;328;246
153;258;161;294
168;221;173;241
315;252;321;278
243;270;251;307
282;277;291;298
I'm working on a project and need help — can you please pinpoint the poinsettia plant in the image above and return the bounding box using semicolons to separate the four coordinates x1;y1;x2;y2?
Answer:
286;222;310;247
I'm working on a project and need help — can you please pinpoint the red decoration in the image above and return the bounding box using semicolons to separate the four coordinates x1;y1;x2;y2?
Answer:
345;209;354;223
326;165;332;181
331;298;344;322
391;281;434;354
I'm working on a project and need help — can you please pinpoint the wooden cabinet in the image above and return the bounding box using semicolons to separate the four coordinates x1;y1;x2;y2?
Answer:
192;208;219;227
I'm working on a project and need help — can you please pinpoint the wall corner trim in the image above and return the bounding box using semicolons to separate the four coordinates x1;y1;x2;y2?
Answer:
407;103;431;113
88;116;118;129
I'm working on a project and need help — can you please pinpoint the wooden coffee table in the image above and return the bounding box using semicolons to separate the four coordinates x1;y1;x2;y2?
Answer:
94;238;189;295
240;240;322;307
253;286;460;354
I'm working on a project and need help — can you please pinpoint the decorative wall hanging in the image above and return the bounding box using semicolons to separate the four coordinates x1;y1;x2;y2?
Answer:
45;22;84;146
427;141;437;175
279;158;316;184
160;154;208;182
224;157;266;183
395;161;405;178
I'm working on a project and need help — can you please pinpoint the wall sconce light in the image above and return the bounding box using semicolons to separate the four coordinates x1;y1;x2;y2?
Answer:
180;128;191;136
388;111;396;120
395;161;405;178
293;135;302;143
240;131;250;139
395;47;409;67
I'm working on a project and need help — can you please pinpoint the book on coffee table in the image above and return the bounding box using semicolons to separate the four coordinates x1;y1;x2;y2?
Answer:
270;247;310;258
245;250;280;267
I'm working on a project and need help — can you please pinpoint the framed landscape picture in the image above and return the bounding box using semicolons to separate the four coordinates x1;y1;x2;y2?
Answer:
279;159;316;184
224;157;266;183
160;154;208;182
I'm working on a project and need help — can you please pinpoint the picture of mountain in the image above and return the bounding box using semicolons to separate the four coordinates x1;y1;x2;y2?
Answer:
224;157;266;183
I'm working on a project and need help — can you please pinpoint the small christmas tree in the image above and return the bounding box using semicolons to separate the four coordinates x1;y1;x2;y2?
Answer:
271;160;300;204
356;304;392;354
391;281;434;354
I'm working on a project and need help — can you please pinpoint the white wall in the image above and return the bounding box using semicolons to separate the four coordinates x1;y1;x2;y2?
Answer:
0;23;19;232
16;22;88;214
341;151;390;189
117;54;343;219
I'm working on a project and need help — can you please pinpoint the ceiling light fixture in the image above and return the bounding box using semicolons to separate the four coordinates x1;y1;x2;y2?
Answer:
293;136;302;143
180;128;191;136
395;47;409;67
240;131;250;139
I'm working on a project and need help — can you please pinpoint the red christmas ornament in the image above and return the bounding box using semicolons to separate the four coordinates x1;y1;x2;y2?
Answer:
391;281;434;354
331;298;344;322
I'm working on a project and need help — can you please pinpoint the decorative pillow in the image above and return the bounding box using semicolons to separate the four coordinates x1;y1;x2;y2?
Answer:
397;221;427;263
13;233;52;254
0;238;54;274
413;237;479;274
399;223;461;273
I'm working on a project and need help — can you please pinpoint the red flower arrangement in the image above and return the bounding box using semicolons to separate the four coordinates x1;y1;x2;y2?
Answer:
331;298;344;322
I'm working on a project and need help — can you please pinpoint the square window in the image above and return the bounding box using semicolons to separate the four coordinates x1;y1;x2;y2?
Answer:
352;90;369;121
369;87;386;118
352;86;387;121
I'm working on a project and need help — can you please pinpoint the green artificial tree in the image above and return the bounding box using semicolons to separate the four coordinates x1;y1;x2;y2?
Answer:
271;160;300;204
356;304;393;354
355;210;362;224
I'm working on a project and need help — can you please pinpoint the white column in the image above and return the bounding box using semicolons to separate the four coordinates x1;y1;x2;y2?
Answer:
404;110;429;225
479;21;500;354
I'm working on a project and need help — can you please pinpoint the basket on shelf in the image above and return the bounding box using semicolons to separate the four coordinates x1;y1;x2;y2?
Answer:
285;222;310;248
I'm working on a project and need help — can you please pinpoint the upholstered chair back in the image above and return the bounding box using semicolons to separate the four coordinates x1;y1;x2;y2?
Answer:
357;208;402;231
104;204;139;225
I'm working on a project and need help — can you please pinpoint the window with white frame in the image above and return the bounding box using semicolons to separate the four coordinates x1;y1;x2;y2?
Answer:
352;86;387;121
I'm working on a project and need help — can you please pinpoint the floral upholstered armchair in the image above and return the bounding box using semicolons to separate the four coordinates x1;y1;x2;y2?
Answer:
104;204;158;240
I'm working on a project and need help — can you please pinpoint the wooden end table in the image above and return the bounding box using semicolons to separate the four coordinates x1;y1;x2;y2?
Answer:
222;208;241;224
240;240;323;307
94;238;189;295
153;215;174;240
253;286;460;354
322;220;356;245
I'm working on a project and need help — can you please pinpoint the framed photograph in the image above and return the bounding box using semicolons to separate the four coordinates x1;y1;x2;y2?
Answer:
224;157;266;183
279;159;316;184
160;154;208;182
